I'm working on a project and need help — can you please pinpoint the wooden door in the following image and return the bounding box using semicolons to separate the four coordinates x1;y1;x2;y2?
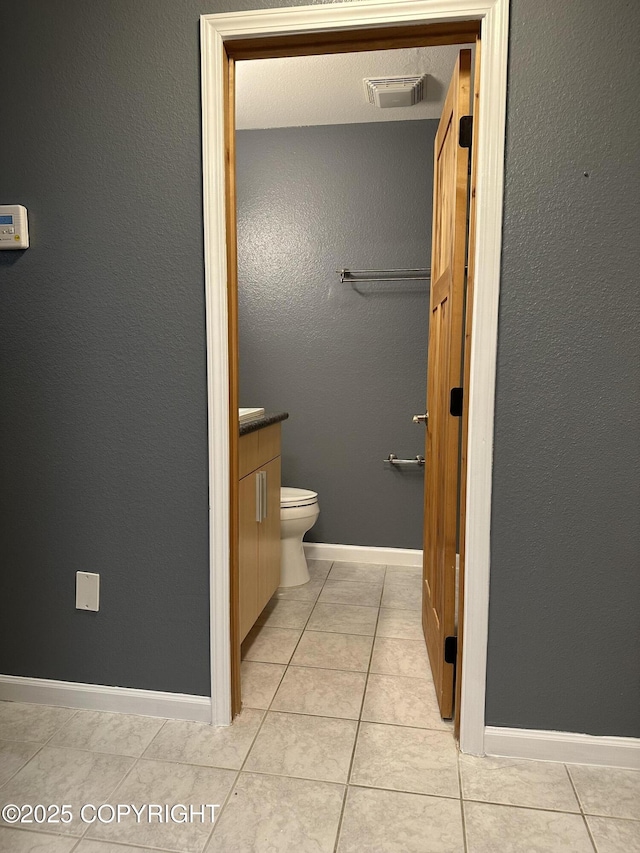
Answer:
422;49;471;719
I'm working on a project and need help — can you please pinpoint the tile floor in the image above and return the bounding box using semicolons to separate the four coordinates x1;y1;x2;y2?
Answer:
1;559;639;852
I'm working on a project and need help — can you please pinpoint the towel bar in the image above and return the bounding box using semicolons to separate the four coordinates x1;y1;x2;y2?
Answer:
384;453;425;468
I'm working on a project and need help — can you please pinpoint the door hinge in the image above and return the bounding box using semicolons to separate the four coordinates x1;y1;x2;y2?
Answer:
459;115;473;149
450;387;463;417
444;635;458;665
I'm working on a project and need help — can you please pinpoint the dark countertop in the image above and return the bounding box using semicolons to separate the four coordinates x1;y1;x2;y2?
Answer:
239;411;289;436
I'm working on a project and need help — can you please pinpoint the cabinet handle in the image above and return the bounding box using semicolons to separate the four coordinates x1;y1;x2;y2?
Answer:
255;472;262;523
261;469;268;520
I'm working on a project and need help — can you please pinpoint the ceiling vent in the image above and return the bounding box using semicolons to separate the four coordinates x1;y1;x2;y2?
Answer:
363;74;427;109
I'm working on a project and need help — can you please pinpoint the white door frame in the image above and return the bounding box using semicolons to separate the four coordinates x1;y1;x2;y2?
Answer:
201;0;509;755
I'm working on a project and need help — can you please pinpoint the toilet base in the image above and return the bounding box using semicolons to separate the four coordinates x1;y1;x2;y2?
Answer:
279;536;310;587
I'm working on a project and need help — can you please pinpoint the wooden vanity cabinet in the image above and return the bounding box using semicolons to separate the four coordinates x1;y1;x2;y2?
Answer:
238;424;281;642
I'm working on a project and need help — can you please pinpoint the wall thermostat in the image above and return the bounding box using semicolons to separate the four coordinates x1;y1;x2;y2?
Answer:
0;205;29;249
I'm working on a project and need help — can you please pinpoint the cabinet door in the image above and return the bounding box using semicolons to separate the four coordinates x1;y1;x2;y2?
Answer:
238;471;259;642
257;456;281;613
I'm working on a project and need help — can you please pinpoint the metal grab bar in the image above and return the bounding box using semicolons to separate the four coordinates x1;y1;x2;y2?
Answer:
337;267;430;284
384;453;425;468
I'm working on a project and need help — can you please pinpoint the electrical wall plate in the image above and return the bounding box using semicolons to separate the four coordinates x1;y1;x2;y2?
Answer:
0;205;29;249
76;572;100;611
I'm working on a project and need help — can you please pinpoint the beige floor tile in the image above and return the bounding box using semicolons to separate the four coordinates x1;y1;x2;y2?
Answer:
244;711;357;783
337;786;465;852
0;828;77;852
271;666;366;720
460;754;580;812
206;772;344;852
328;563;386;584
376;608;424;640
0;740;39;786
255;598;314;629
362;674;450;730
370;637;432;679
143;708;264;769
318;580;382;607
464;801;594;852
0;702;76;744
240;661;286;710
385;564;422;577
291;631;373;672
586;815;640;853
272;580;324;601
307;602;379;636
384;573;424;587
351;723;459;798
87;758;235;851
0;747;133;836
241;624;302;664
307;560;333;580
48;710;164;758
381;578;423;611
568;765;640;820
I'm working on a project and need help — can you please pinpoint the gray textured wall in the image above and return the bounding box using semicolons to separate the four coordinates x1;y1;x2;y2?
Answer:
0;0;212;695
0;0;638;736
486;0;640;737
237;123;434;549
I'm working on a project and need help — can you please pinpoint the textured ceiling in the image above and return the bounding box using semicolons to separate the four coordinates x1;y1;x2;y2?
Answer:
236;45;469;129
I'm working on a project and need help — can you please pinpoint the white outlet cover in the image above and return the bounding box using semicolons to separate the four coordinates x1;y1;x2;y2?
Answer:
76;572;100;611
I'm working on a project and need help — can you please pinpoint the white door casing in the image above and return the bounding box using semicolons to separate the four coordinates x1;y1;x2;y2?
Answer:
200;0;509;756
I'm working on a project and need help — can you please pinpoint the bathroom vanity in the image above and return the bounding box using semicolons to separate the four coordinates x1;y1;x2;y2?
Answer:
238;412;288;641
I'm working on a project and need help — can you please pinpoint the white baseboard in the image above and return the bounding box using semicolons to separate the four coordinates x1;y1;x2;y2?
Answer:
0;675;211;723
304;542;422;567
484;726;640;770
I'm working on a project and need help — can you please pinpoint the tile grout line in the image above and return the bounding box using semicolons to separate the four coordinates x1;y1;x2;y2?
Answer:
1;825;179;853
340;562;461;848
240;706;450;735
236;567;335;758
333;564;387;853
65;753;139;849
70;831;181;853
0;742;48;793
240;559;461;842
217;560;340;846
68;832;83;853
216;563;338;842
271;661;434;678
139;717;170;760
457;753;469;853
239;562;335;708
225;766;465;802
564;762;599;852
80;745;150;845
258;561;333;710
255;560;334;663
461;797;587;816
240;702;450;732
0;706;85;793
200;765;243;848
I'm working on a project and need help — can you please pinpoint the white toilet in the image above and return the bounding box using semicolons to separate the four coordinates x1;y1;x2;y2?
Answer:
279;487;319;587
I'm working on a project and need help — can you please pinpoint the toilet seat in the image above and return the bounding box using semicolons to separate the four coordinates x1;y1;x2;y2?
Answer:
281;487;318;509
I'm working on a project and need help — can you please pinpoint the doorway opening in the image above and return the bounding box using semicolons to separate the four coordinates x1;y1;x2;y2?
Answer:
201;1;509;757
234;42;476;735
